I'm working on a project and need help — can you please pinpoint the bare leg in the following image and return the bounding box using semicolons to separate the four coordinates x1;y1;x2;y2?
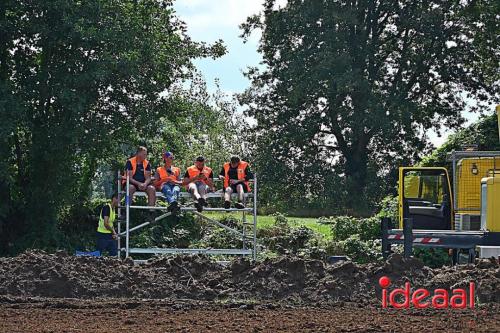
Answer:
127;185;137;203
198;183;207;200
236;184;245;203
146;185;156;206
188;182;201;200
224;186;233;202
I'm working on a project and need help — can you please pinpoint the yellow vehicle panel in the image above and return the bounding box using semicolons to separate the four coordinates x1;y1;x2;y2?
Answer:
457;158;498;214
482;177;500;232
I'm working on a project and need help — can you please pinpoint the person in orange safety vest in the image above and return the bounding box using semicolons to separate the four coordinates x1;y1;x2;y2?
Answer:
124;146;156;207
154;151;182;215
218;155;253;210
182;156;215;212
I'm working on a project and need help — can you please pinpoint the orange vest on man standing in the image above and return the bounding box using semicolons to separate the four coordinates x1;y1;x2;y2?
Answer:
155;166;181;190
122;156;149;185
186;165;213;187
223;161;250;191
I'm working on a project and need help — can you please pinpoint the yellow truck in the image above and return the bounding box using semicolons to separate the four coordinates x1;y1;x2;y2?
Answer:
398;152;500;233
382;106;500;263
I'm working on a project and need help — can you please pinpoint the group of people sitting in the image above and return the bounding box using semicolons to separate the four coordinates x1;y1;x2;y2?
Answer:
123;146;253;214
96;146;253;256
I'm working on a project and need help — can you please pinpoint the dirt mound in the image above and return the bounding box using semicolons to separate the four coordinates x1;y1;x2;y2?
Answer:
0;251;498;304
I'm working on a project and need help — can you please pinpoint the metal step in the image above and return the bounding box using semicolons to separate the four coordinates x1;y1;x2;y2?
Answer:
478;246;500;259
182;207;253;212
127;248;253;255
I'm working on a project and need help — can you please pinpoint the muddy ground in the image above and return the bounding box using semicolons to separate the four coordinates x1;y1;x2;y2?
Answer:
1;298;499;332
0;251;499;332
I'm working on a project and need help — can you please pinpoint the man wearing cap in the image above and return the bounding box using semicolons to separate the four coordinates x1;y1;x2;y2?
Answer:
219;156;253;209
183;156;215;212
124;146;156;207
154;152;182;215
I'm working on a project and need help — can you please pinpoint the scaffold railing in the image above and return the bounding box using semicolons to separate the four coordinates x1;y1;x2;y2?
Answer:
116;171;258;260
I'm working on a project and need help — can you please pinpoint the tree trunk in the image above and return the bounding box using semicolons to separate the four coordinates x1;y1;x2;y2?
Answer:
342;143;370;215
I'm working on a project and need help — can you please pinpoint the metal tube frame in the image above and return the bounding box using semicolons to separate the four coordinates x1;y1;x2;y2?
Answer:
381;217;391;259
118;173;258;260
403;218;413;258
126;173;130;258
117;171;121;258
253;174;258;259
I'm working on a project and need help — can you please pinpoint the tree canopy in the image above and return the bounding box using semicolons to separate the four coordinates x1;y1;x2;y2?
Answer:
240;0;499;214
421;111;500;167
0;0;230;254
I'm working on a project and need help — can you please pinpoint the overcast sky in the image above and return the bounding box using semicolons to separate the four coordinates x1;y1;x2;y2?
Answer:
174;0;487;148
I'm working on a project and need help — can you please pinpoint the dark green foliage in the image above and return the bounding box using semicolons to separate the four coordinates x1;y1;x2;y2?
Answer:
376;195;399;223
258;213;321;256
240;0;499;215
199;216;243;249
413;248;450;268
271;212;289;228
0;0;233;255
321;215;383;263
420;112;500;168
340;236;382;264
329;216;380;242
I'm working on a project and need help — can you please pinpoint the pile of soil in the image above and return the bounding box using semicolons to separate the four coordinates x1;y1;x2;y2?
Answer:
0;250;498;304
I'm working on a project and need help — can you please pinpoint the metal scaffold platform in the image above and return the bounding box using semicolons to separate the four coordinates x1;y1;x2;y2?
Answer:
116;172;258;260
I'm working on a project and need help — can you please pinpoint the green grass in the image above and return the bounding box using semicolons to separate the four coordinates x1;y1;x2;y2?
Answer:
203;212;332;239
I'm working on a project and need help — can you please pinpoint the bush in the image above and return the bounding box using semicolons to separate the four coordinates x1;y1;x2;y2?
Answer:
342;236;382;264
299;245;327;260
57;198;108;252
323;236;382;264
200;227;243;249
257;214;324;256
271;212;289;228
377;195;399;223
414;248;450;268
329;216;381;242
199;216;243;249
330;216;359;241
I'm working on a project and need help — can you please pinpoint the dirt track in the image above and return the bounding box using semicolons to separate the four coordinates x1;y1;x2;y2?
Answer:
1;298;499;333
0;251;499;332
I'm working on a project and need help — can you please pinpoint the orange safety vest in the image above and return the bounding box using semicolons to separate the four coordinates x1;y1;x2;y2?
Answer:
186;165;213;186
122;156;149;184
155;165;180;190
223;161;250;191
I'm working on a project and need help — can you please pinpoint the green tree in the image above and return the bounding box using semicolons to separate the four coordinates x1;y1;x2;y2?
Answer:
240;0;499;214
0;0;225;254
127;74;245;178
421;111;500;167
